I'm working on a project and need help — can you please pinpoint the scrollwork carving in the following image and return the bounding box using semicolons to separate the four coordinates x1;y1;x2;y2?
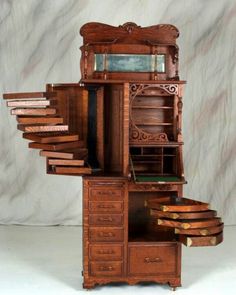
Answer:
159;84;178;95
130;126;168;143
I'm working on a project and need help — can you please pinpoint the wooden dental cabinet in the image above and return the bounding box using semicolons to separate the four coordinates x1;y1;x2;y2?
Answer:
3;22;223;290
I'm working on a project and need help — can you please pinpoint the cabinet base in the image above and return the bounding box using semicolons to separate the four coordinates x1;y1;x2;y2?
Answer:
83;277;181;290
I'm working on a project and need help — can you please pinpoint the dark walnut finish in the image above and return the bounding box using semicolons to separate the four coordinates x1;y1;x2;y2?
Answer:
3;22;223;291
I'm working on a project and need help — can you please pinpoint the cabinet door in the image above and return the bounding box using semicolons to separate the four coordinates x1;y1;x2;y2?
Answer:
147;196;224;247
3;84;93;176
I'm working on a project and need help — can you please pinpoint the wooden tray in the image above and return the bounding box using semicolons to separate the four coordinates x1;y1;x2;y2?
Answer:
17;116;63;125
11;108;57;116
39;148;88;159
48;159;85;166
175;223;224;236
53;166;92;175
157;217;221;229
18;124;68;133
23;132;79;143
150;209;217;220
29;140;84;151
147;196;209;212
179;232;223;247
3;91;56;99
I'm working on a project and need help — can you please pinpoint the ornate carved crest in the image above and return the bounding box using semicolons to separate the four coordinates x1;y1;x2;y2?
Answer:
119;22;141;34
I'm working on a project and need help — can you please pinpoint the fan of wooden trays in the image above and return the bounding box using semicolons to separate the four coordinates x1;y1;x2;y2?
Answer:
3;91;91;175
147;196;223;247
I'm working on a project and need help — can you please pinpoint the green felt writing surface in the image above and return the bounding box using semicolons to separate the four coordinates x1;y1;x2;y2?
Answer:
136;176;181;182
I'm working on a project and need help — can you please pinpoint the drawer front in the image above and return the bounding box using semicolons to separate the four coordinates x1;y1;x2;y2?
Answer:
89;201;123;213
89;244;123;261
128;244;178;275
90;261;123;277
89;188;123;201
89;214;123;226
129;183;178;192
89;227;124;242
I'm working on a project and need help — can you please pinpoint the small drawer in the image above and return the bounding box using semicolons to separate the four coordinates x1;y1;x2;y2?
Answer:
90;261;123;277
89;188;123;201
128;243;178;276
89;201;123;213
89;214;123;226
89;244;123;261
89;227;124;242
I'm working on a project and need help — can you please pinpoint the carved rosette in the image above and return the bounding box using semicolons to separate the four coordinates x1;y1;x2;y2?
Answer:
129;84;178;144
119;22;141;34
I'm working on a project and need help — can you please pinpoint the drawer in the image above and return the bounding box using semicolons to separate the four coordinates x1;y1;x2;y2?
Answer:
89;244;123;261
90;261;123;277
129;182;178;192
89;214;123;226
89;188;123;201
89;227;124;242
89;201;123;213
128;244;178;276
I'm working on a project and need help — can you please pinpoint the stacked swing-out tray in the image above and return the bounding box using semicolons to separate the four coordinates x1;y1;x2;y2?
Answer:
3;91;92;176
147;196;223;247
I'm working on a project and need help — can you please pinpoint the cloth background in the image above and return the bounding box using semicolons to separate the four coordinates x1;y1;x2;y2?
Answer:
0;0;235;225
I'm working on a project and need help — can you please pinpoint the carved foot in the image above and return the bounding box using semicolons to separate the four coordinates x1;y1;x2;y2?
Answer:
169;279;181;291
83;282;95;290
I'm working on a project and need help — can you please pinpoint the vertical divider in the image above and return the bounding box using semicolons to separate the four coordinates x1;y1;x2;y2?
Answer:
87;86;99;169
96;87;104;170
161;147;164;174
123;83;130;176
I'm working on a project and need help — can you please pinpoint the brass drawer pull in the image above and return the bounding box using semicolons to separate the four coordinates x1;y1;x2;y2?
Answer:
99;266;114;271
97;191;117;195
98;204;115;209
144;257;161;263
97;249;115;255
98;217;113;222
98;232;115;237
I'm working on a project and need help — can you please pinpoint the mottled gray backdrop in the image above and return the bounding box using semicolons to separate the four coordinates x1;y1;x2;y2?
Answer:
0;0;235;225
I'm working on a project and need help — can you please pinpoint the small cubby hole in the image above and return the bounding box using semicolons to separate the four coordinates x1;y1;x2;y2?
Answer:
129;146;178;176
